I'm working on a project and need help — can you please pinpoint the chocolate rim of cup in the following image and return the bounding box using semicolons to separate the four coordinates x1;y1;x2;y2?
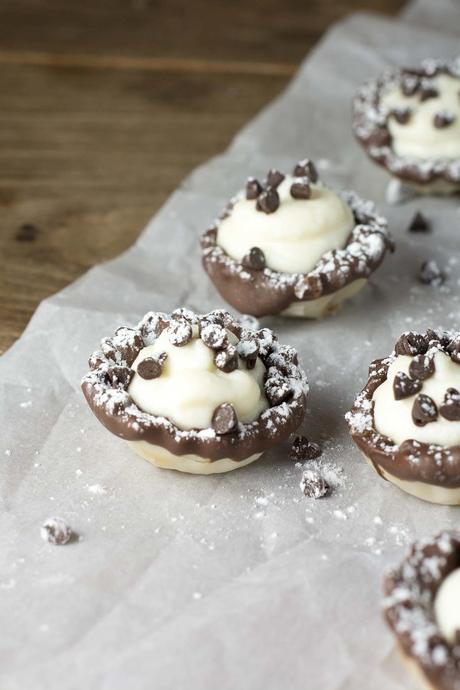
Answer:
353;58;460;188
81;309;308;463
346;330;460;489
201;190;393;318
383;531;460;690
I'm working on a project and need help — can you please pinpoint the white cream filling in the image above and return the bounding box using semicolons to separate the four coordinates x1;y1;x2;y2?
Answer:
373;351;460;446
381;74;460;159
434;568;460;643
128;329;268;431
217;177;354;274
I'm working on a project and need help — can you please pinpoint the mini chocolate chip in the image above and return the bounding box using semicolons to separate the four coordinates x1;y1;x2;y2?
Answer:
394;332;428;356
440;388;460;421
137;354;167;380
168;319;193;346
290;435;322;461
41;517;72;545
106;366;133;388
391;107;411;125
200;322;227;349
419;260;444;286
237;338;259;370
290;182;311;199
212;402;238;435
409;354;435;381
114;328;144;366
88;352;105;370
265;377;293;406
300;469;329;499
393;372;423;400
293;159;318;183
370;126;392;147
407;212;430;233
448;337;460;364
246;177;262;200
242;246;266;271
412;393;438;426
256;187;279;214
420;85;439;101
434;111;455;128
401;74;420;96
214;345;238;373
266;169;285;189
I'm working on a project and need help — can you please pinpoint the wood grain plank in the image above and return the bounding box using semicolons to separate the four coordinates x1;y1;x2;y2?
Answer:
0;0;406;353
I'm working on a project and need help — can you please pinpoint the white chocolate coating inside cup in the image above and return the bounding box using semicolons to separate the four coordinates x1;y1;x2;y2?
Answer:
434;568;460;643
217;177;354;274
373;351;460;446
129;439;262;474
381;74;460;159
128;328;268;431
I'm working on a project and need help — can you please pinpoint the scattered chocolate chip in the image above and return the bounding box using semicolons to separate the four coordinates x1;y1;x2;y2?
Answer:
447;337;460;364
237;337;259;370
214;345;238;373
412;393;438;426
242;246;266;271
265;377;293;406
137;354;167;380
409;354;435;381
440;388;460;421
407;211;430;233
420;85;439;101
393;371;423;400
434;111;455;128
290;435;322;461
293;159;318;183
401;74;420;97
419;260;444;287
391;107;411;125
200;322;227;349
211;402;238;435
168;319;193;346
246;177;262;200
16;222;39;242
300;469;329;499
106;366;133;388
266;169;285;189
290;182;311;199
256;187;279;214
395;332;428;356
41;517;72;545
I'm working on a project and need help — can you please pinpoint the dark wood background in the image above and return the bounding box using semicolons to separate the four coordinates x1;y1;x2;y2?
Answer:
0;0;405;353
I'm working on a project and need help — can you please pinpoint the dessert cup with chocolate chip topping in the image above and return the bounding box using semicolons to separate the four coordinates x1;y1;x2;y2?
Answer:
201;159;393;319
353;58;460;194
384;532;460;690
82;309;308;474
346;330;460;505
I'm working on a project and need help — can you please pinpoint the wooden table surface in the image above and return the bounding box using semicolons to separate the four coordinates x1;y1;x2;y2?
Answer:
0;0;405;354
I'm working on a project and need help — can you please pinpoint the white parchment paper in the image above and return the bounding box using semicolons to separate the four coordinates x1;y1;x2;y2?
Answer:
2;6;460;690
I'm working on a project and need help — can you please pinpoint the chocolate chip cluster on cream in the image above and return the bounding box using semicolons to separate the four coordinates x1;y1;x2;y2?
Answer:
347;329;460;505
201;159;393;318
384;532;460;690
353;58;460;193
82;309;308;474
